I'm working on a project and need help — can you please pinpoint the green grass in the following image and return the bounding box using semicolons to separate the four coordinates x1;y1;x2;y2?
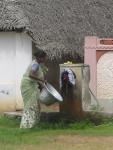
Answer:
0;116;113;136
0;116;113;150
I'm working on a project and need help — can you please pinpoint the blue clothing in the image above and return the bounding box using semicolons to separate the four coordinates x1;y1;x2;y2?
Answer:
31;63;39;72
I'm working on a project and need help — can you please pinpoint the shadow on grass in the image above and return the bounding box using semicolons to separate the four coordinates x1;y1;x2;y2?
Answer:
1;111;113;131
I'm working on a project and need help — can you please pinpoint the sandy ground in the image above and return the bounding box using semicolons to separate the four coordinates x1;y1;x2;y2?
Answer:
16;135;113;150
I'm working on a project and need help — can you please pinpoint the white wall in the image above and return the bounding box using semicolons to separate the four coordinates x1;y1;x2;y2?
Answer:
0;32;32;112
15;33;32;110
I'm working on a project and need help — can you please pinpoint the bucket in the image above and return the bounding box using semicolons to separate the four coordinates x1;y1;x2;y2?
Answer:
39;83;63;106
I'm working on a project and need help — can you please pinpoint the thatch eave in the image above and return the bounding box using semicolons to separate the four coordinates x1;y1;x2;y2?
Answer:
0;0;30;34
37;42;83;62
0;27;26;32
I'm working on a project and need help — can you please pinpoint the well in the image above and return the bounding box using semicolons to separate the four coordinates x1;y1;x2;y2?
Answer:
59;64;90;119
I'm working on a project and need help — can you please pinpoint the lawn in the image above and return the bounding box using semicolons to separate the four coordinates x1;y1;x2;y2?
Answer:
0;115;113;150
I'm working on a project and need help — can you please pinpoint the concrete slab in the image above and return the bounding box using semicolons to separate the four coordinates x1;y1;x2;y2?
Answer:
4;111;22;117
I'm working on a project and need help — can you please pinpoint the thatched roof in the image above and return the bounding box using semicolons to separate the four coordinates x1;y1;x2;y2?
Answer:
0;0;30;31
1;0;113;61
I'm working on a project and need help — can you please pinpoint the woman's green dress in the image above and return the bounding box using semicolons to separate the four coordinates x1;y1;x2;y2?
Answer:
20;60;47;128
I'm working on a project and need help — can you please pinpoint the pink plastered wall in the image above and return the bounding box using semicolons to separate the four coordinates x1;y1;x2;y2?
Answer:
84;36;113;96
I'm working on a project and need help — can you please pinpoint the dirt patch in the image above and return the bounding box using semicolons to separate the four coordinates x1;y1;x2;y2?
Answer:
55;135;113;144
17;135;113;150
41;103;59;112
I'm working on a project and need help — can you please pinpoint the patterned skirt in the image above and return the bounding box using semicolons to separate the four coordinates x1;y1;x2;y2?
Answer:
20;79;41;128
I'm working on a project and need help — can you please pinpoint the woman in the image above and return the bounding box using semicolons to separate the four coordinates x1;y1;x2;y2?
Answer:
20;49;48;128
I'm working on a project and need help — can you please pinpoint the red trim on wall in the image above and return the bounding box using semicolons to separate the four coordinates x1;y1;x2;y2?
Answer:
100;40;113;45
96;50;111;62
